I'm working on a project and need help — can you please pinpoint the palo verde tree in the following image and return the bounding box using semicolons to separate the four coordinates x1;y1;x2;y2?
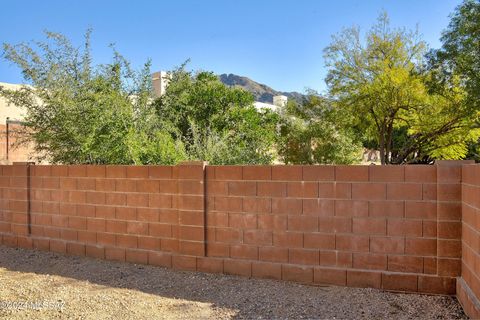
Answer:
324;12;479;164
0;30;186;164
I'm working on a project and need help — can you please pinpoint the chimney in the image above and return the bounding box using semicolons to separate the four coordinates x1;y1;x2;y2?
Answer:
273;95;288;108
152;71;170;98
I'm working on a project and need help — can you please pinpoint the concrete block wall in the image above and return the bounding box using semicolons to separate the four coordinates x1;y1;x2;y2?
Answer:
0;163;205;268
0;161;471;298
205;164;460;293
458;164;480;318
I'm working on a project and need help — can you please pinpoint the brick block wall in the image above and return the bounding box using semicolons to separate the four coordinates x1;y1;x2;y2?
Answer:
0;163;205;269
205;164;459;293
0;161;469;297
458;164;480;318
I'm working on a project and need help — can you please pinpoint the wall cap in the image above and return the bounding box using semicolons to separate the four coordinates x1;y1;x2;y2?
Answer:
178;161;208;166
435;160;475;166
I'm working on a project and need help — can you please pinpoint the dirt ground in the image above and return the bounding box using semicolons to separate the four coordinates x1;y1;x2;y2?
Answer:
0;245;466;319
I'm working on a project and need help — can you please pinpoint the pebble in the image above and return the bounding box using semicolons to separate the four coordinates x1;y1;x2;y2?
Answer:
0;245;467;319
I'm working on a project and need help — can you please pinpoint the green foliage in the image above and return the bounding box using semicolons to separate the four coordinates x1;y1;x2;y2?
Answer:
427;0;480;161
153;66;279;164
277;95;362;164
324;12;479;164
429;0;480;108
0;31;186;164
0;32;277;165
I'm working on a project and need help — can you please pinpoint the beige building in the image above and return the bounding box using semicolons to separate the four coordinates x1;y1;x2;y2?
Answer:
0;82;34;163
0;82;26;123
151;71;171;97
252;95;287;112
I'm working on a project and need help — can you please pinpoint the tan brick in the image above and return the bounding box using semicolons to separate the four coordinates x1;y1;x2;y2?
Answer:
314;268;346;286
382;273;418;292
252;261;282;280
282;265;313;283
347;270;381;288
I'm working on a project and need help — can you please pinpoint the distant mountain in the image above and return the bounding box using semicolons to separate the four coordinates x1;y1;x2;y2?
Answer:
219;73;307;104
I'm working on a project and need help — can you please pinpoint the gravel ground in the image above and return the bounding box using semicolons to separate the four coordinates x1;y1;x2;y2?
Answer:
0;245;466;319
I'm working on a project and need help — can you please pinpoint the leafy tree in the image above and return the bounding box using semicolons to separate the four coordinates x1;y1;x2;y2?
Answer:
429;0;480;108
277;94;362;164
0;31;186;164
428;0;480;160
324;12;479;164
0;32;277;165
153;66;279;164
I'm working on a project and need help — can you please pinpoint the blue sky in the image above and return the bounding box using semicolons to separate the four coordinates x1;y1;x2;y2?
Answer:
0;0;461;93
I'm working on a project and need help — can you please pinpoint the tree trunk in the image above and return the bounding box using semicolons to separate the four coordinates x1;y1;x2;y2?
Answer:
379;128;386;165
385;121;394;165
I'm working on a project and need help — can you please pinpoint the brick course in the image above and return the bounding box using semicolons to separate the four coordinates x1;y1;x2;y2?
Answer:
457;164;480;318
0;161;476;307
